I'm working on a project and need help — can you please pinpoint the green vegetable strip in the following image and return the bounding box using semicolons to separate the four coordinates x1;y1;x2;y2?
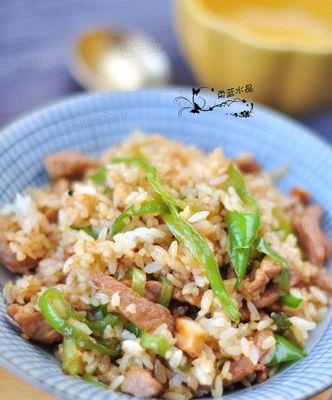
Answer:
71;225;98;240
279;268;292;296
91;165;107;185
163;205;239;322
131;268;146;296
83;374;109;389
256;236;292;295
140;330;189;370
97;337;122;358
87;314;122;334
82;225;99;240
268;334;306;366
39;288;114;356
140;332;172;358
62;338;84;376
111;157;185;209
125;321;189;369
124;321;172;359
125;322;142;337
256;237;288;267
226;164;260;284
158;276;173;308
215;359;227;370
228;245;251;288
93;304;109;320
111;200;168;236
140;332;189;372
282;330;303;349
279;293;303;308
272;208;292;240
71;332;115;357
270;312;291;331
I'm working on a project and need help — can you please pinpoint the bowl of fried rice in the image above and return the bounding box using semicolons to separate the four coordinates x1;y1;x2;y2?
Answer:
0;89;331;400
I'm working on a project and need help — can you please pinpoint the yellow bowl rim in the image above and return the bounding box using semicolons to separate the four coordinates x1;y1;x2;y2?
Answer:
180;0;332;55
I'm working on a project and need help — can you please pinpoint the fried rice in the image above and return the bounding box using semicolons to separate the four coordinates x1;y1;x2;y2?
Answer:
1;132;331;399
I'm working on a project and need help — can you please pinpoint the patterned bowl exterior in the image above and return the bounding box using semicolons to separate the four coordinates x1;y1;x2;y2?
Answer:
0;89;331;400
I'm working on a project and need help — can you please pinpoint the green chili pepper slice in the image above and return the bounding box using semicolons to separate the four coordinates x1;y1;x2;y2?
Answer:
268;334;306;366
282;329;303;349
39;288;114;356
225;164;260;284
39;288;75;332
88;313;122;334
123;321;188;369
82;225;98;240
256;237;288;267
279;293;303;308
125;322;142;337
228;246;251;288
271;312;291;331
111;200;168;236
98;337;122;358
91;165;107;185
279;268;292;296
140;332;172;358
256;237;292;296
111;157;185;209
163;204;239;322
83;374;109;389
215;359;227;370
123;322;171;359
131;267;146;296
177;359;191;373
272;208;292;240
158;276;173;308
71;225;98;240
74;331;115;356
91;166;114;199
123;322;169;357
72;328;116;356
93;304;109;320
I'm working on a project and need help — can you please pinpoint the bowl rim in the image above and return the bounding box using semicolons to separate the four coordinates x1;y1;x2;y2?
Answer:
1;86;332;153
178;0;332;55
0;88;331;400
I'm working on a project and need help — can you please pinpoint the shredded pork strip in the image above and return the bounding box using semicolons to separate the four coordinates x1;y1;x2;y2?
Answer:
123;279;162;303
7;303;62;344
248;257;282;293
312;271;332;293
224;330;272;386
293;205;330;267
235;156;261;174
288;267;332;293
0;234;40;274
44;150;99;180
121;366;163;398
290;187;310;205
92;273;175;333
252;284;280;309
124;279;202;307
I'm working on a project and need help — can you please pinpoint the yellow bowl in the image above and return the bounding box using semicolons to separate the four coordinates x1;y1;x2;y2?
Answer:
174;0;332;115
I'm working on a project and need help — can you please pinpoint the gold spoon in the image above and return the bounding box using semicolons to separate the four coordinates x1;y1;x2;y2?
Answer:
69;29;172;91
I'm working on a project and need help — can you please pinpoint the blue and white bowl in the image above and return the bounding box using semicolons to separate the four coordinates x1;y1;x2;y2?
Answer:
0;89;331;400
